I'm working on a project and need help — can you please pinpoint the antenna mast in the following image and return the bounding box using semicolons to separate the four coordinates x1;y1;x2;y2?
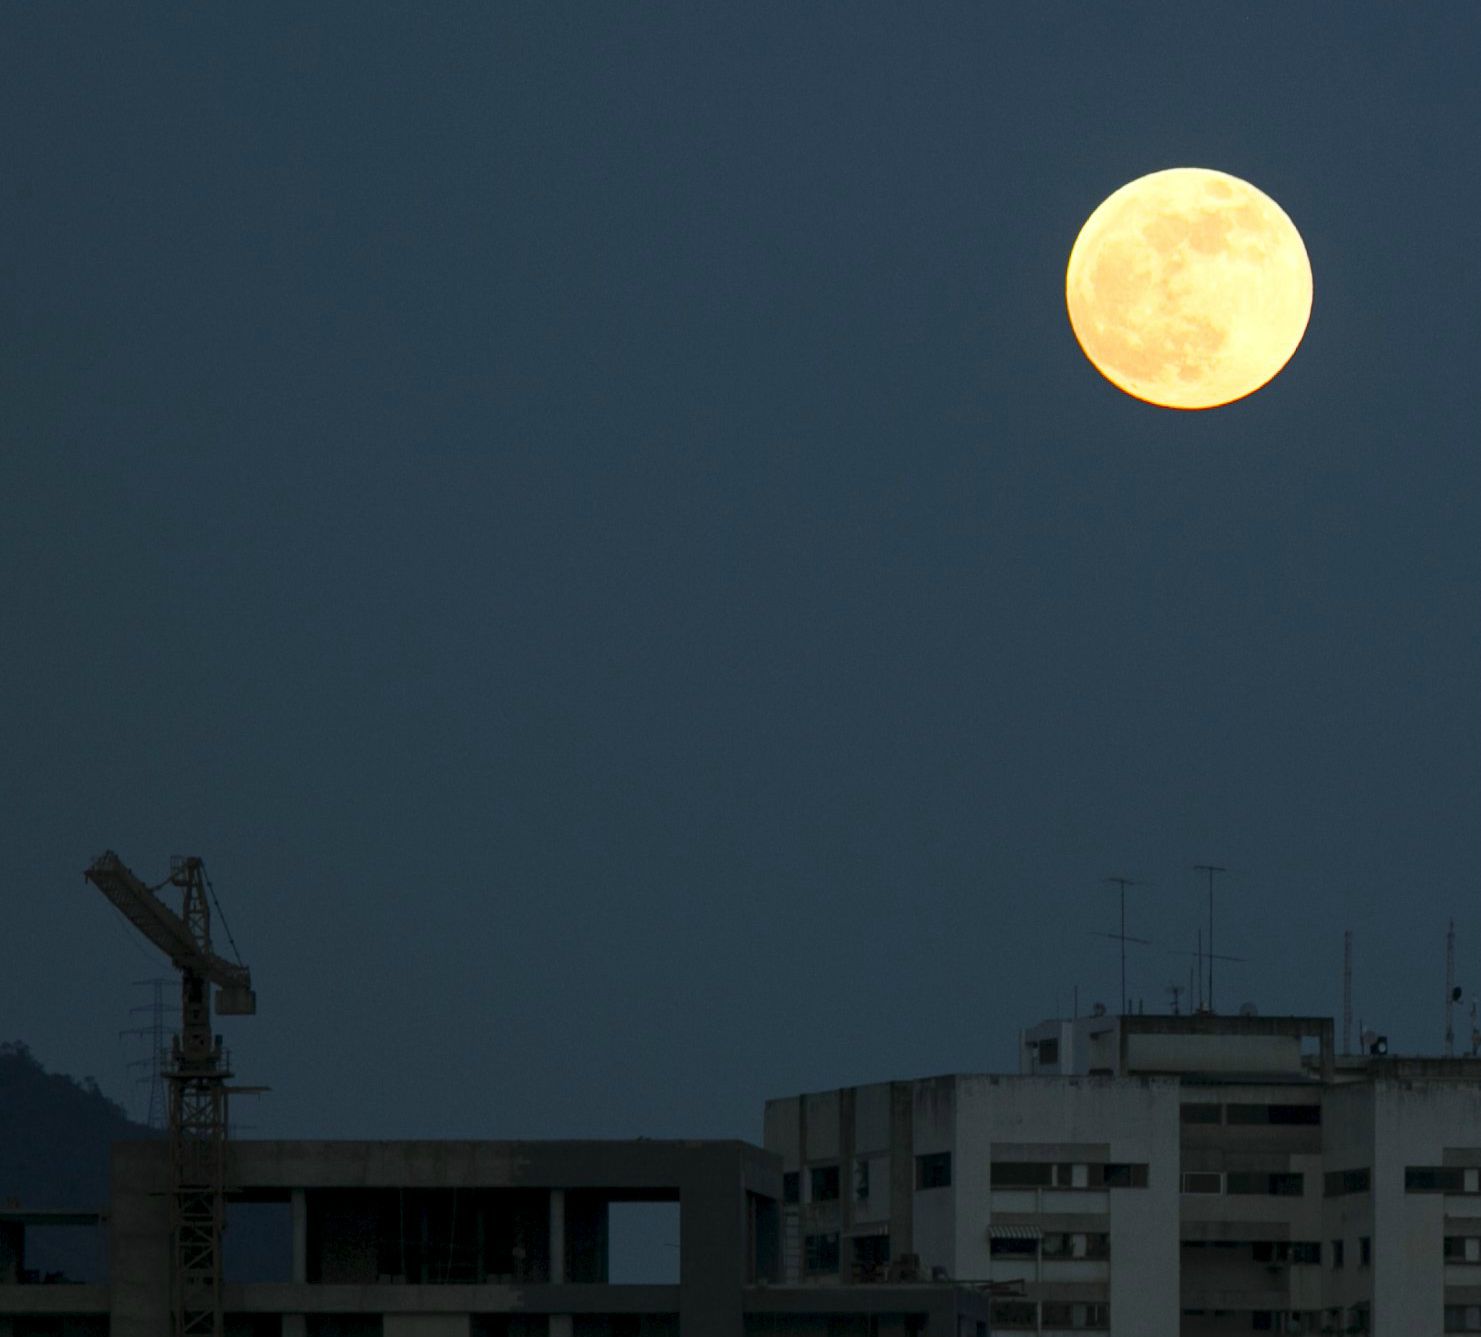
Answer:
1103;877;1141;1017
1343;930;1353;1057
1190;870;1226;1012
1446;920;1457;1057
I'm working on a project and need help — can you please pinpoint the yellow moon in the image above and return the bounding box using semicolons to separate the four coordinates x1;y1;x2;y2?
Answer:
1066;167;1312;409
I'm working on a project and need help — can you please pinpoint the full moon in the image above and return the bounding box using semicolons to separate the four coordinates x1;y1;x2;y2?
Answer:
1066;167;1312;410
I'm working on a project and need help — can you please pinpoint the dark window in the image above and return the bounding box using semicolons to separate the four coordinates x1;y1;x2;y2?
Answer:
1360;1236;1371;1267
990;1235;1038;1257
1181;1102;1221;1124
1332;1239;1345;1268
810;1164;840;1203
306;1321;382;1337
1446;1236;1467;1261
1270;1104;1321;1124
916;1152;952;1190
1041;1232;1071;1258
1407;1166;1464;1193
853;1159;869;1202
1227;1173;1304;1196
803;1232;839;1275
1041;1301;1109;1329
1291;1242;1321;1265
1036;1038;1059;1064
1084;1232;1110;1260
850;1233;889;1276
782;1172;799;1205
991;1161;1051;1188
571;1319;678;1337
1090;1162;1148;1189
1225;1103;1266;1124
1053;1162;1076;1188
1181;1171;1221;1194
989;1300;1037;1330
1447;1304;1481;1332
1324;1168;1371;1197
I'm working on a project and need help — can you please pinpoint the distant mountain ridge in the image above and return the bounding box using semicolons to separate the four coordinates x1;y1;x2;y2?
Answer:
0;1040;157;1209
0;1040;157;1280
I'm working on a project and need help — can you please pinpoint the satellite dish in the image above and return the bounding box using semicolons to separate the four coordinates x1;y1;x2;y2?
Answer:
1238;1002;1258;1017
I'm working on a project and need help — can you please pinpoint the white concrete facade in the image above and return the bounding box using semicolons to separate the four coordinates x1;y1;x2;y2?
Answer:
766;1014;1481;1336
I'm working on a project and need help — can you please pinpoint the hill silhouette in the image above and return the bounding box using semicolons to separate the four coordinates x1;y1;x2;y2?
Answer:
0;1040;155;1280
0;1041;287;1286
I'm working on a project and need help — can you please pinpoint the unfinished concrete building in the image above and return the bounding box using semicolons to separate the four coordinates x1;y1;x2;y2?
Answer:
0;1138;991;1336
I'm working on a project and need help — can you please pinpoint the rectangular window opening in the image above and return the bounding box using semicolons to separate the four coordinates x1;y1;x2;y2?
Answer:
607;1202;680;1286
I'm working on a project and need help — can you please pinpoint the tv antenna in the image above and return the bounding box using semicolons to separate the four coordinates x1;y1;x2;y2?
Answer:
1446;920;1459;1058
1099;877;1146;1017
1193;864;1228;1012
1343;929;1353;1056
1170;934;1244;1012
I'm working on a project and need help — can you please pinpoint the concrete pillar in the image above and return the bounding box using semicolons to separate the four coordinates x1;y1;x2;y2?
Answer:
291;1188;307;1284
549;1188;565;1283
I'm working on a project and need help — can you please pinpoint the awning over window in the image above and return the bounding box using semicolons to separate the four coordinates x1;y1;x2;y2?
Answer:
988;1225;1042;1240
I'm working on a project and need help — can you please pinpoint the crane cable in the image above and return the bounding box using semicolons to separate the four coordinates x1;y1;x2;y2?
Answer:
201;864;246;967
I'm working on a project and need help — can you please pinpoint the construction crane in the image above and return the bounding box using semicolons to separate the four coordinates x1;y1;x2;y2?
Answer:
84;851;256;1337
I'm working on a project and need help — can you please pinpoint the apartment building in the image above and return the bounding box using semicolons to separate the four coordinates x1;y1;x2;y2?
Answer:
765;1013;1481;1336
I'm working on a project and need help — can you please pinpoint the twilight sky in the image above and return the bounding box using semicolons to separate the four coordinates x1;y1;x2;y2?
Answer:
5;5;1481;1142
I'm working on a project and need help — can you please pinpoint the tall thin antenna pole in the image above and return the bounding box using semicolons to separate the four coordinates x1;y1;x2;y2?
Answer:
1105;877;1139;1016
1194;865;1227;1013
1446;920;1456;1057
1343;930;1353;1058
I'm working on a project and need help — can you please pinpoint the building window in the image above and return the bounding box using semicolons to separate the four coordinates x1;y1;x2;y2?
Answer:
1089;1162;1148;1189
991;1161;1051;1188
989;1300;1037;1330
803;1232;840;1275
1324;1168;1371;1197
990;1235;1039;1258
916;1152;952;1190
1251;1241;1320;1266
810;1164;840;1203
1446;1236;1467;1261
1408;1166;1465;1193
1181;1171;1222;1194
1040;1301;1109;1330
1223;1101;1319;1125
1181;1102;1221;1123
1332;1238;1344;1269
1036;1038;1059;1064
1226;1172;1303;1196
782;1172;799;1205
1360;1236;1371;1267
851;1232;890;1281
1447;1305;1481;1332
854;1158;869;1202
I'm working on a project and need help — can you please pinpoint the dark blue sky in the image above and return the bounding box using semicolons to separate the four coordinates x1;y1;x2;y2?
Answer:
5;5;1481;1140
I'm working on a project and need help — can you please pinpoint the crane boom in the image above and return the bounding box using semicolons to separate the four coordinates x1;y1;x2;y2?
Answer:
85;850;255;1013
